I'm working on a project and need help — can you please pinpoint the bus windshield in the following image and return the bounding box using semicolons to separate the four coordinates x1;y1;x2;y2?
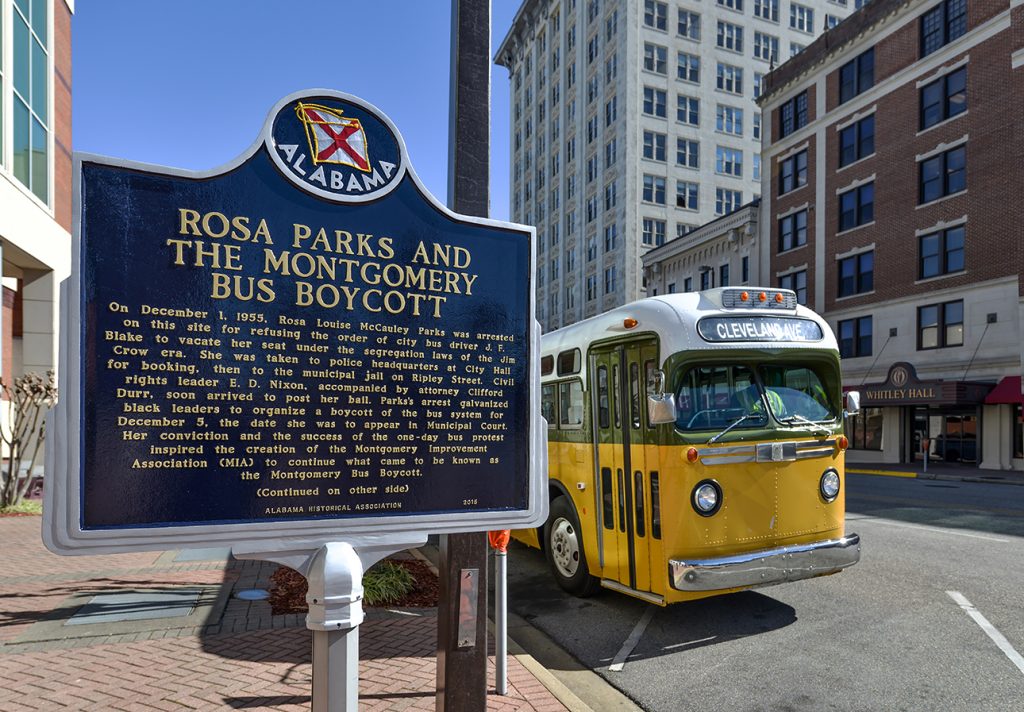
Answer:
674;363;837;432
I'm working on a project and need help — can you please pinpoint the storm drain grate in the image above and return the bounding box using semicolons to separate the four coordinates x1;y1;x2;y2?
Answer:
65;589;201;625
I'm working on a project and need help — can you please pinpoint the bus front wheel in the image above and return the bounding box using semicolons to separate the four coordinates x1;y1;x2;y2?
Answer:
544;496;600;597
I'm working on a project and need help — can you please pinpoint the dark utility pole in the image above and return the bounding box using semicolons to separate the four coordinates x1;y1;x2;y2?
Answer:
438;1;490;710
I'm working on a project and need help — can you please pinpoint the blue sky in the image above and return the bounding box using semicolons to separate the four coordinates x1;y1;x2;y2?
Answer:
72;2;520;221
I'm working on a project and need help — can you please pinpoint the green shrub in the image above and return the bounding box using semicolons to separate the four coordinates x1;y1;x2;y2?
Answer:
363;560;416;606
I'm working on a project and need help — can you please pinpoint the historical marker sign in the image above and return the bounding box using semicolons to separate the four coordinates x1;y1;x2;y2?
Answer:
45;90;543;554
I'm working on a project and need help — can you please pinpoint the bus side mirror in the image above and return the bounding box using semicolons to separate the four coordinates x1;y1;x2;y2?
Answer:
844;391;861;418
647;369;677;425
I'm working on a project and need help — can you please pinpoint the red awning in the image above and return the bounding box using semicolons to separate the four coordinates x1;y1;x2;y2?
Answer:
984;376;1024;405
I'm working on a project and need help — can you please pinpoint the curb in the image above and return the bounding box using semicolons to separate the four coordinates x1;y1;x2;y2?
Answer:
849;469;1024;486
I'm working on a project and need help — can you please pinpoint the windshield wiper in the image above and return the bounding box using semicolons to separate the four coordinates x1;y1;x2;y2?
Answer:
780;413;830;436
708;413;761;445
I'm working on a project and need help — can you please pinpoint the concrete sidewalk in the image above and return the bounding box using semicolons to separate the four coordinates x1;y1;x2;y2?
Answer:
0;515;581;711
847;459;1024;486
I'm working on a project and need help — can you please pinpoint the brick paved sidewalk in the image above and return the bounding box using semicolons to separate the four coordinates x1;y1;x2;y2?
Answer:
0;516;570;711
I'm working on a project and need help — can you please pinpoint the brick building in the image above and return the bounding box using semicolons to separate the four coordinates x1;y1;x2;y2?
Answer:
759;0;1024;469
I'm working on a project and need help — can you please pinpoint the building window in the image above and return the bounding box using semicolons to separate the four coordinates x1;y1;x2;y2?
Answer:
789;3;814;33
604;181;617;210
790;42;807;58
606;9;618;39
676;180;699;210
754;32;779;63
920;67;967;130
642;218;666;246
778;210;807;252
919;146;966;204
644;43;668;74
826;13;842;29
676;138;699;168
605;96;617;126
778;150;807;194
921;0;967;58
716;63;743;94
677;223;696;238
677;95;699;125
716;188;742;215
586;195;598;223
605;138;618;168
838;182;874;231
643;174;666;204
918;300;964;349
716;146;743;177
677;52;700;83
586;275;597;301
920;225;965;279
754;72;764;99
839;48;875;104
838;251;874;297
848;407;883;450
11;0;50;203
682;277;691;292
643;131;667;161
700;268;714;290
742;256;750;282
753;112;761;139
839;115;875;167
754;0;779;22
779;91;808;138
718;0;744;11
717;21;744;53
643;87;667;117
587;34;600;65
678;10;701;40
587;234;598;261
604;223;618;251
644;0;668;30
716;105;744;135
753;154;761;181
719;264;731;287
604;266;617;294
838;316;872;358
779;270;807;304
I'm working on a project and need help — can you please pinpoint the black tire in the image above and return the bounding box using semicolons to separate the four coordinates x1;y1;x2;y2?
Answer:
544;495;600;597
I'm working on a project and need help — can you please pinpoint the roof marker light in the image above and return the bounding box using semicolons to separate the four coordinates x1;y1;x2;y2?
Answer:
758;292;768;303
740;291;749;302
686;447;699;463
837;435;849;451
623;318;638;329
775;292;784;303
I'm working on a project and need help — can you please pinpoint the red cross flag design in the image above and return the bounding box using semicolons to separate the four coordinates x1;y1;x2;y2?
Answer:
297;103;371;171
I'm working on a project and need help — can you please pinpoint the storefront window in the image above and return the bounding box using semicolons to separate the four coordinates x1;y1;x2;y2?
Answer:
1014;404;1023;459
848;407;882;450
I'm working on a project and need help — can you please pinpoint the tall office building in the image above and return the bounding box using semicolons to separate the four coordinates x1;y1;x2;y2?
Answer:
496;0;855;331
0;0;73;389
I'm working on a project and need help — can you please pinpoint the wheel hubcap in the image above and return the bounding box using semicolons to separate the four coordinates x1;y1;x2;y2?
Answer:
550;517;580;578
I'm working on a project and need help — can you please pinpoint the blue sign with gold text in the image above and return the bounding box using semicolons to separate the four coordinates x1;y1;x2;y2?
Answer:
56;90;538;545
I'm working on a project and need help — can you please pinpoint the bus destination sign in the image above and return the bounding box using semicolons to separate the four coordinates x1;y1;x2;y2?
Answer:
45;90;545;555
698;316;824;343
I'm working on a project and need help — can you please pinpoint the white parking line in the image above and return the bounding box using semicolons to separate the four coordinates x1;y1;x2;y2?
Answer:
947;591;1024;675
608;606;655;672
847;515;1010;543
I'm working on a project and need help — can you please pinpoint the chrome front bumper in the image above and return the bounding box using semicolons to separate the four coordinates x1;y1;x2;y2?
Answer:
669;533;861;592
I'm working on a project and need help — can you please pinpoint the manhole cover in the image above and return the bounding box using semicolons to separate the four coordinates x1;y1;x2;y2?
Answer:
66;589;201;625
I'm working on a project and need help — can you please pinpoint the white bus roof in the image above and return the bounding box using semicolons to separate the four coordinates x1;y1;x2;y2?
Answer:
541;289;838;382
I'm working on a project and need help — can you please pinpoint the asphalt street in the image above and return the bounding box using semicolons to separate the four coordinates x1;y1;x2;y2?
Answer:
505;474;1024;711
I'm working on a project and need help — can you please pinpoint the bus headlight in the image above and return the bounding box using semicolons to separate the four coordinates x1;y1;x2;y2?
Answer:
692;480;722;516
820;469;840;502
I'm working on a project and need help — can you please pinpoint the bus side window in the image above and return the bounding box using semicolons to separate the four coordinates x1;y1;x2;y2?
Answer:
597;366;610;429
542;384;557;428
559;381;585;428
629;362;641;430
650;471;661;539
613;365;622;429
634;471;645;537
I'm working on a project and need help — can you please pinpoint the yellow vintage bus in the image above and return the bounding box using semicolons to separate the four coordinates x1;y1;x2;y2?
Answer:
523;287;861;605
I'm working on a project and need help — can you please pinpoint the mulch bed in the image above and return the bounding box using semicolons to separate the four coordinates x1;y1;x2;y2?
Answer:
268;558;439;615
